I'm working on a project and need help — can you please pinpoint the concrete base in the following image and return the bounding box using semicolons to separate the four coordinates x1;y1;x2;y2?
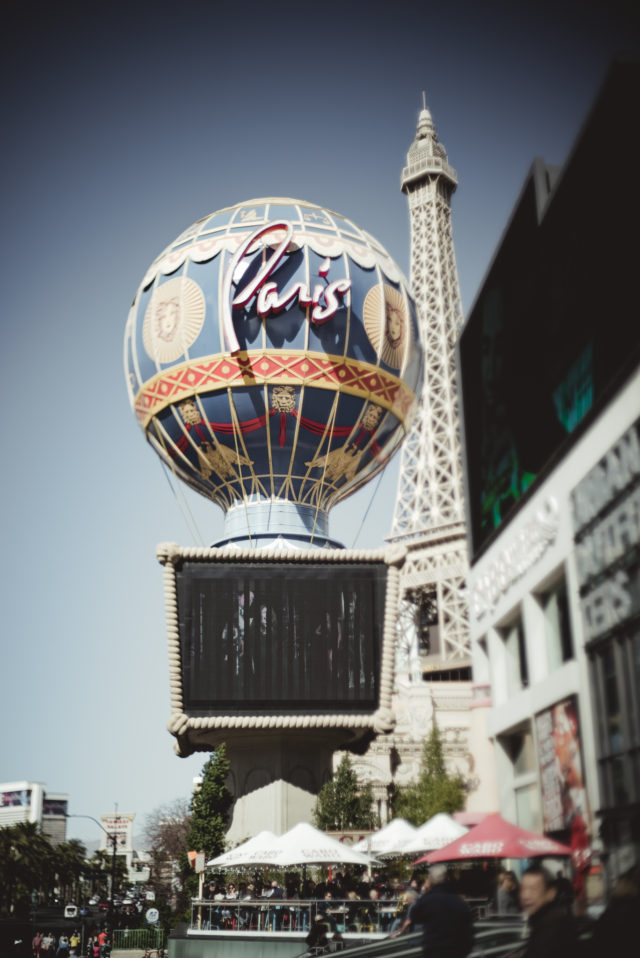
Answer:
227;779;317;844
225;731;345;843
169;933;307;958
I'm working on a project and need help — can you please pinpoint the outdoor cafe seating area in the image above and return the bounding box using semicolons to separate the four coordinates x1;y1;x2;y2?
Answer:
192;896;404;936
188;813;572;939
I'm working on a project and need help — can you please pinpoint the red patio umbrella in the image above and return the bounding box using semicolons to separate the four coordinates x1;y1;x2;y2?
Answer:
414;812;571;864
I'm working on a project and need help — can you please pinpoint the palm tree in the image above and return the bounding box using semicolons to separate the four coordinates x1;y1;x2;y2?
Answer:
54;840;87;902
0;822;56;914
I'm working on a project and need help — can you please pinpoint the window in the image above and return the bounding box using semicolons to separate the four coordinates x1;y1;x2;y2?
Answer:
502;616;528;692
515;783;541;832
542;578;574;669
591;629;640;809
499;725;540;831
503;727;536;776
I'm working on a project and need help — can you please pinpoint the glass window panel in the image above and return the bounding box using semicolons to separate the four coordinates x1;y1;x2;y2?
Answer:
515;783;541;832
503;728;536;776
633;631;640;743
543;579;574;668
602;645;623;753
610;755;630;806
503;618;528;693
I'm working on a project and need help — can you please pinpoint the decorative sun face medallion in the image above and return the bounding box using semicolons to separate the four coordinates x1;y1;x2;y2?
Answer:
362;404;383;430
271;385;296;413
178;398;202;426
143;276;206;363
363;283;410;369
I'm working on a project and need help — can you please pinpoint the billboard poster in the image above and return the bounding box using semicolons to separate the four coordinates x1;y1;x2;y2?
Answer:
536;697;588;833
101;814;134;853
1;789;32;807
43;798;68;816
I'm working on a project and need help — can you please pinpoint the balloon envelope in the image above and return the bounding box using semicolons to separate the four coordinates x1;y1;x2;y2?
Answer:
124;198;423;533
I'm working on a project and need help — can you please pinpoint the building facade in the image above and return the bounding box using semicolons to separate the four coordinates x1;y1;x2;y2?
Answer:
459;57;640;886
0;781;69;845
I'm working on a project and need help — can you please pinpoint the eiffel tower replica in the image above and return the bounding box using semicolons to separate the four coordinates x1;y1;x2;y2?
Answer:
390;97;469;670
347;99;475;821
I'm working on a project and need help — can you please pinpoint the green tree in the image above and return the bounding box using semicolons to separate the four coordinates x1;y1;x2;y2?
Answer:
313;754;377;830
0;822;57;915
393;721;466;825
87;848;129;900
143;798;192;910
186;745;233;860
54;839;87;902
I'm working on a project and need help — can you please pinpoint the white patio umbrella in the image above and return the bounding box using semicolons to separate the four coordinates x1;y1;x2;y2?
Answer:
400;813;468;854
269;822;375;866
206;830;281;867
353;818;418;857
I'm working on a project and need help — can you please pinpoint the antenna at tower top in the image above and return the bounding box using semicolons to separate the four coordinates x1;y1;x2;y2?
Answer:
422;91;427;109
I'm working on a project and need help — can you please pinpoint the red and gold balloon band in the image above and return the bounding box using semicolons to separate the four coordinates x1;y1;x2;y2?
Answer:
133;349;417;431
174;410;381;455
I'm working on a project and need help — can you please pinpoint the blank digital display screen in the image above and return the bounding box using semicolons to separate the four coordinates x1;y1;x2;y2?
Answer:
460;61;640;558
176;561;387;713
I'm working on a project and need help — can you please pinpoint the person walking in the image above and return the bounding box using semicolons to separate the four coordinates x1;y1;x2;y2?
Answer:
56;935;70;958
586;863;639;956
496;870;521;915
41;932;55;956
401;865;473;958
519;863;578;957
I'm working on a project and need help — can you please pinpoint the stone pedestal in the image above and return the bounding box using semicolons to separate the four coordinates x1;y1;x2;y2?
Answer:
224;731;346;843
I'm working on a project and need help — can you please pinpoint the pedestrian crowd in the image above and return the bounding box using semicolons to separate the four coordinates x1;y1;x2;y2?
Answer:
31;929;110;958
199;868;409;933
388;859;639;958
201;867;395;902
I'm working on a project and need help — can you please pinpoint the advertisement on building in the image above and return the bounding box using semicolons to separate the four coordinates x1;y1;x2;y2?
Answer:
459;60;640;559
1;789;32;808
536;697;589;834
571;418;640;644
101;814;134;853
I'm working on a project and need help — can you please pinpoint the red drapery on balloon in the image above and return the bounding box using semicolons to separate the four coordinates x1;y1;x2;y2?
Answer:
173;409;380;454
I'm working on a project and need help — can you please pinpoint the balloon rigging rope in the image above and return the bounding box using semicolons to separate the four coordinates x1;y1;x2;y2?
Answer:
309;392;341;545
350;467;386;548
229;392;254;547
156;436;206;547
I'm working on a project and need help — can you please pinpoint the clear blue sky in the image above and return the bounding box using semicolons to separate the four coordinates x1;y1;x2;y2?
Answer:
1;0;637;845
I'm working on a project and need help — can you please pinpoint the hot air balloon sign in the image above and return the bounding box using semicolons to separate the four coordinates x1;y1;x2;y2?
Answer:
125;198;422;544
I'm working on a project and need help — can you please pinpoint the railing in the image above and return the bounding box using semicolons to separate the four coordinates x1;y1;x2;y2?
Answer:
401;156;458;183
113;927;166;951
333;922;527;958
191;897;407;935
188;905;526;957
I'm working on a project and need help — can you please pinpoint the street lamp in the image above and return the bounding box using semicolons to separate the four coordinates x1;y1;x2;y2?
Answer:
65;813;119;915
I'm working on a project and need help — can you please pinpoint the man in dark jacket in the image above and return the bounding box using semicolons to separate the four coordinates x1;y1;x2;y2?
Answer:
406;865;473;958
520;864;578;957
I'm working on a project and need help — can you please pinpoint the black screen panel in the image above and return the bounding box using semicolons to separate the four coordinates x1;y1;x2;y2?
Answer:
176;561;387;713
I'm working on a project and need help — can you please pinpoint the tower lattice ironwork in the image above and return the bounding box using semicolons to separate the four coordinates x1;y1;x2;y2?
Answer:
390;100;470;669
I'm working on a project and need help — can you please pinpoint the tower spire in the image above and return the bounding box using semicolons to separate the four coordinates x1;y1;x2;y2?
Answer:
390;99;469;666
345;98;473;829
